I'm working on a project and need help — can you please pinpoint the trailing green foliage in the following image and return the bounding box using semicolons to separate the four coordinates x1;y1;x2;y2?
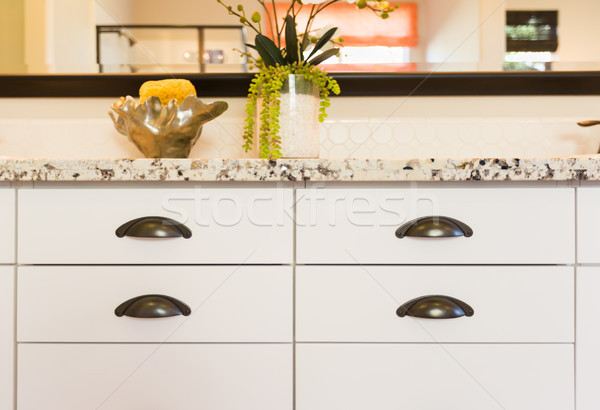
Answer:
243;63;341;159
217;0;394;158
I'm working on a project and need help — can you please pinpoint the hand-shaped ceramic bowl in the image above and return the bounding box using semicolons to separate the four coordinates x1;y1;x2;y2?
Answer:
109;95;228;158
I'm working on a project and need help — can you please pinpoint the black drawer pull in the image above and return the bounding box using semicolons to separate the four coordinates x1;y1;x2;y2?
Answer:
395;216;473;238
115;216;192;239
115;294;192;318
396;295;474;319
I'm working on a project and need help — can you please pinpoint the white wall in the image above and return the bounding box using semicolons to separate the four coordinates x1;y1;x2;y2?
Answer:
421;0;480;66
417;0;505;70
20;0;133;73
479;0;506;70
95;0;133;25
23;0;96;73
130;0;257;25
48;0;96;72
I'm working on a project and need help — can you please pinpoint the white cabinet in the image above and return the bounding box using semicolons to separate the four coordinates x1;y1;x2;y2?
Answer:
0;187;15;410
296;187;575;264
578;187;600;263
576;267;600;409
0;189;15;263
9;182;583;409
577;187;600;409
296;185;576;409
15;185;295;410
18;187;294;264
0;267;14;410
296;265;574;343
18;265;292;343
18;344;292;410
297;344;574;410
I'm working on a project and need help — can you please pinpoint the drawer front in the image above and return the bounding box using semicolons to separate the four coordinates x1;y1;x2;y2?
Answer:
297;187;575;264
0;189;15;263
296;266;574;343
18;187;293;264
576;267;600;409
297;344;574;410
577;187;600;263
0;267;13;410
18;344;292;410
18;266;292;342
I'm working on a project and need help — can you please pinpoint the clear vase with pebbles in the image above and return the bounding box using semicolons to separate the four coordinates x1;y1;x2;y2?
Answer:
256;74;320;159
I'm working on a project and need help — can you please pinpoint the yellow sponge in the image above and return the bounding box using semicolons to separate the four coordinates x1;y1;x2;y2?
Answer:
139;79;197;105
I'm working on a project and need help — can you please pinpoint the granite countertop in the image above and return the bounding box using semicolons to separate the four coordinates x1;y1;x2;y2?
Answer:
1;157;600;182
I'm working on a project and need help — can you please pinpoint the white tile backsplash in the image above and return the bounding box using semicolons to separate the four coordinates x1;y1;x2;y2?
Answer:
1;96;599;159
317;117;598;159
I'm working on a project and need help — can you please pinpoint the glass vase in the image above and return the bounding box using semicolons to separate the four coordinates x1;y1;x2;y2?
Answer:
256;74;320;159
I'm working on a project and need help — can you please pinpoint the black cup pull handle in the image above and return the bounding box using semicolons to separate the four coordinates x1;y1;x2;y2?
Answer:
396;295;474;319
115;294;192;318
115;216;192;239
395;216;473;238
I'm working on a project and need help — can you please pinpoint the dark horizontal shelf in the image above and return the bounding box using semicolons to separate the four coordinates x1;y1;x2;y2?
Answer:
1;71;600;97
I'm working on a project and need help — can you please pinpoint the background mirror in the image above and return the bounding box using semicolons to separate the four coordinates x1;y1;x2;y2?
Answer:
1;0;599;74
96;26;249;73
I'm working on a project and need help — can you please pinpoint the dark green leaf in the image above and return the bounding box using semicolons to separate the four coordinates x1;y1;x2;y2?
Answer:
255;44;275;66
308;48;339;66
301;35;310;61
306;27;337;61
284;15;299;64
245;43;257;50
255;34;286;67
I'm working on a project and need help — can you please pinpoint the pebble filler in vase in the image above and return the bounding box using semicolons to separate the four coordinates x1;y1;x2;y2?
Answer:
257;74;321;158
217;0;395;160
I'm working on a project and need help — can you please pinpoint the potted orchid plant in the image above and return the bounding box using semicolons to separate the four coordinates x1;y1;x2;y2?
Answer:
218;0;394;159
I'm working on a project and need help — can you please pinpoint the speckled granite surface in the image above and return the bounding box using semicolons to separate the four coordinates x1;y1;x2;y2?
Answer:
1;157;600;182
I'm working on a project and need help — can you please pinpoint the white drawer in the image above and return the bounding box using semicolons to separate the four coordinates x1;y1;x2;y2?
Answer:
577;187;600;263
297;344;574;410
0;189;15;263
576;267;600;409
18;266;292;342
297;187;575;264
296;266;573;343
0;267;13;410
18;343;292;410
18;187;293;264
